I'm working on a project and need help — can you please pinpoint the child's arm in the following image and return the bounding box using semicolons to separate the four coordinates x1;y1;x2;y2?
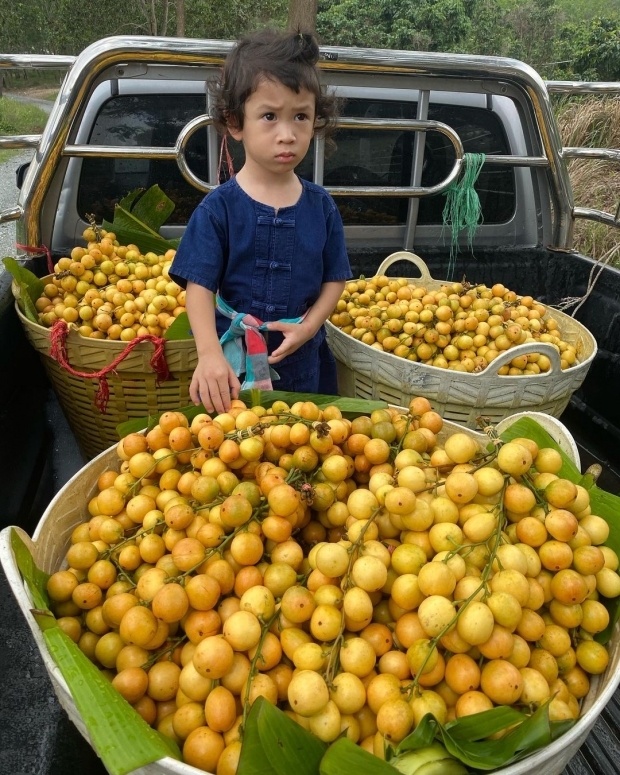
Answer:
266;280;344;365
186;282;241;414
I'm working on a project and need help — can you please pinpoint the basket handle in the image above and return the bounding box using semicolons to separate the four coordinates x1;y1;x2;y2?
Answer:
49;320;170;413
481;341;562;376
375;251;435;284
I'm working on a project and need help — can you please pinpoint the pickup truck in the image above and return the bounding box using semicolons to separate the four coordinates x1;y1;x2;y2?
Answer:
1;35;620;775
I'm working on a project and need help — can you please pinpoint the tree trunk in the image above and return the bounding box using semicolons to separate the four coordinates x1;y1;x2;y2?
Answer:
176;0;185;37
150;0;158;35
287;0;318;34
161;0;170;36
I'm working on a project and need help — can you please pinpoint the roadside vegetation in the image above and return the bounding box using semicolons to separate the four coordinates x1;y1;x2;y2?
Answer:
555;97;620;263
0;97;49;163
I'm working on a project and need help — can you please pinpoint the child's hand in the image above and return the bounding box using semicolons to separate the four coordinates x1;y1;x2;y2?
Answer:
266;321;315;365
190;353;241;414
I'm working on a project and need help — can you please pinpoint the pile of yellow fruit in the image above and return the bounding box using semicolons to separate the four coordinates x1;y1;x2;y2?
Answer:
330;276;579;375
33;226;180;340
45;397;618;774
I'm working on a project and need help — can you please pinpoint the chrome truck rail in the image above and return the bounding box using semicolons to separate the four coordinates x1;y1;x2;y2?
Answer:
2;38;620;249
0;54;75;69
63;116;466;196
0;135;41;149
547;79;620;232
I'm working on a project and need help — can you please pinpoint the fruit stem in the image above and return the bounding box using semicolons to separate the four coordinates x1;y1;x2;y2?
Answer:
140;634;187;670
403;479;509;697
240;607;281;740
324;505;383;686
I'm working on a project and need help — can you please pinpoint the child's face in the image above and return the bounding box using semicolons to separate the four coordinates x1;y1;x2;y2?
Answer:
228;77;316;176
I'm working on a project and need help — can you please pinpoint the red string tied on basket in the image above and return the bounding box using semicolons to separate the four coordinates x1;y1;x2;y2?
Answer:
49;320;170;413
16;243;54;274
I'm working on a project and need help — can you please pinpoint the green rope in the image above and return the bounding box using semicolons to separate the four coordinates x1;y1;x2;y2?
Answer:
442;152;486;280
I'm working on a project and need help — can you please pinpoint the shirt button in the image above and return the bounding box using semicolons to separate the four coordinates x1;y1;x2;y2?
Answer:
267;305;275;313
270;262;279;269
274;218;282;226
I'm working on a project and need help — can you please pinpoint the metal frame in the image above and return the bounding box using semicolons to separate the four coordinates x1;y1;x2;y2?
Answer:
1;37;620;249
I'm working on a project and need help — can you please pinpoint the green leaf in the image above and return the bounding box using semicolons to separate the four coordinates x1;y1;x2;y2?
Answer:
437;703;564;771
500;416;620;643
257;700;327;775
445;706;526;740
2;256;45;323
163;311;194;340
320;738;396;775
101;222;178;257
43;625;181;775
129;185;176;232
118;188;145;211
238;697;326;775
11;529;50;610
396;712;437;752
12;530;181;775
236;699;276;775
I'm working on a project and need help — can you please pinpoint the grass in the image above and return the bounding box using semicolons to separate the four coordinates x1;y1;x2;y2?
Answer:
0;96;49;135
554;96;620;267
0;96;49;164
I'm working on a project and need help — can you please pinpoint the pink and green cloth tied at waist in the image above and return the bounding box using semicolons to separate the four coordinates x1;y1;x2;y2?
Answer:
216;295;306;390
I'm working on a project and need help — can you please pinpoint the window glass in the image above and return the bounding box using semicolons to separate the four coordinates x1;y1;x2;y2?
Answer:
77;94;209;223
77;93;515;228
327;99;515;226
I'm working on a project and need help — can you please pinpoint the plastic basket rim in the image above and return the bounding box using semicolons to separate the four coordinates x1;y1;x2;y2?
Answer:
325;319;598;381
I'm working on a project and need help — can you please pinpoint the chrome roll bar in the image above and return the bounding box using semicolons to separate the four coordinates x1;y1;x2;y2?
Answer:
64;116;466;196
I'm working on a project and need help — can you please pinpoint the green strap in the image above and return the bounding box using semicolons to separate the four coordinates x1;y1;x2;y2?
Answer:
442;152;486;280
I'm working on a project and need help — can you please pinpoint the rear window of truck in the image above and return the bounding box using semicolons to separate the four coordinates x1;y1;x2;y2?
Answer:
77;94;515;226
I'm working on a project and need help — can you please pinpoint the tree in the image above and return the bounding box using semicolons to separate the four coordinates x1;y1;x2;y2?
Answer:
316;0;472;51
177;0;186;36
571;17;620;80
287;0;318;33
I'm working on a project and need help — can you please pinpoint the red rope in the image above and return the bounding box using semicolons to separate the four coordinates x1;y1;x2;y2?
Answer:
218;135;235;179
16;243;54;274
49;320;170;413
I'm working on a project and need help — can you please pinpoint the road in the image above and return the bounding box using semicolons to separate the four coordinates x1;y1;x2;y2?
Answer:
0;93;53;263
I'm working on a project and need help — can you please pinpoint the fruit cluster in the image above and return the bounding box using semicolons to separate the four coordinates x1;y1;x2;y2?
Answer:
330;277;578;375
33;227;181;340
46;398;618;774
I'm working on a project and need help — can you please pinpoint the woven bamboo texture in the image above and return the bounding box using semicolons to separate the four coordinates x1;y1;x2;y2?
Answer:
17;304;198;459
327;251;598;428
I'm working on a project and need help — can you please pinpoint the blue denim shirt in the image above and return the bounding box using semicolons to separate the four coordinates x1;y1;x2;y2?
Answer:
169;176;351;381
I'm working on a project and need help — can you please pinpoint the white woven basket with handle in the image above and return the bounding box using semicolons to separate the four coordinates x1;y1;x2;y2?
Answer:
326;251;598;428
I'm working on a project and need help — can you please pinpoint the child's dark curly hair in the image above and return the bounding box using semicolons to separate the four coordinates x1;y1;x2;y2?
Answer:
211;30;338;138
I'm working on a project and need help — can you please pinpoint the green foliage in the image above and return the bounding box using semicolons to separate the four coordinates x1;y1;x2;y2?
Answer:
0;97;48;135
316;0;472;52
571;17;620;80
186;0;288;39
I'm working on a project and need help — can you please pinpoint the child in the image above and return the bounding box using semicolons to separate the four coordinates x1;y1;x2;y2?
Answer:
169;30;351;415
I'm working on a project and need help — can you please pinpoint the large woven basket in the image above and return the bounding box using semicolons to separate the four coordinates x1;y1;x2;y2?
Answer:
16;304;197;459
2;414;619;775
326;251;598;428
